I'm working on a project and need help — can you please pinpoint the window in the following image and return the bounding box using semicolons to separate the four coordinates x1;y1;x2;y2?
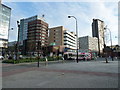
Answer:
41;37;45;39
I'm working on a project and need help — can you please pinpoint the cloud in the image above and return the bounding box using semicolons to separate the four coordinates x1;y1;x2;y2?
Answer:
2;2;118;46
88;2;118;45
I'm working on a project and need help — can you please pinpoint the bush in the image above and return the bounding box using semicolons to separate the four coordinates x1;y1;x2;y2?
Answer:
2;58;38;64
2;56;63;64
2;60;14;63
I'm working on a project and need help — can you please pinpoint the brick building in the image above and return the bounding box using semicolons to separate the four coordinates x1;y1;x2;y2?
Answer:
27;19;48;55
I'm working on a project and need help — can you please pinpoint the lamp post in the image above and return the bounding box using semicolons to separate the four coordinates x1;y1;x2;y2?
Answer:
37;41;40;67
104;26;113;61
68;16;78;63
16;21;20;60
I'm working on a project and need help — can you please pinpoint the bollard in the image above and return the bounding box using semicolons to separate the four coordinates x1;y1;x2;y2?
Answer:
62;57;64;63
45;57;48;65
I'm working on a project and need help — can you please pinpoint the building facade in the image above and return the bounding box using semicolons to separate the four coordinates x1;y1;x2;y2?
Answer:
64;30;77;50
27;19;48;54
18;15;46;55
0;4;11;56
92;19;105;55
79;36;98;53
49;26;65;46
19;15;45;45
49;26;77;50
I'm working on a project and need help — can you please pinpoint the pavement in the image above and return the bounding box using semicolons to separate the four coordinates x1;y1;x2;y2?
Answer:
1;57;119;88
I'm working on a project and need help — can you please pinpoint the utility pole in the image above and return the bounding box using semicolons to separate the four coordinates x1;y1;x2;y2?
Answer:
104;26;113;61
37;41;41;67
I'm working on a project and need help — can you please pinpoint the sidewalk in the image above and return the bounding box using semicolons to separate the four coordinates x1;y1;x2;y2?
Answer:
2;58;118;88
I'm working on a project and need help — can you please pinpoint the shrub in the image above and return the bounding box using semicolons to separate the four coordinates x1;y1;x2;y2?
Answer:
2;56;62;64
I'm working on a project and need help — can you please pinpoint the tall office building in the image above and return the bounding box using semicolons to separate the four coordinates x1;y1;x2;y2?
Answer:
0;4;11;56
18;15;46;54
19;15;45;45
27;19;48;53
49;26;77;50
92;19;105;55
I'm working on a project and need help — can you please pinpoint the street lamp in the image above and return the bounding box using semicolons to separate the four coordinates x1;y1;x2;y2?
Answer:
16;21;20;60
104;26;113;61
68;16;78;63
17;21;20;43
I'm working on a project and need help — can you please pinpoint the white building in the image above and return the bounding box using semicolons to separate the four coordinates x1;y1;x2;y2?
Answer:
79;36;98;52
64;30;77;49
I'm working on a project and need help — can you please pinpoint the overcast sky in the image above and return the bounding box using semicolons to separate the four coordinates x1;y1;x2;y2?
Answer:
3;0;118;46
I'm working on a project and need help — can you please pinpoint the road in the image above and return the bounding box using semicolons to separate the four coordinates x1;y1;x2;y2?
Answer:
1;58;119;88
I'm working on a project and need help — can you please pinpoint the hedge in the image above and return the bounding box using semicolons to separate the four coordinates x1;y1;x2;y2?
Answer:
2;56;63;64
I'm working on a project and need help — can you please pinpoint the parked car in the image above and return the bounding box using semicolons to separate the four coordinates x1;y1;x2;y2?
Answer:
0;56;4;60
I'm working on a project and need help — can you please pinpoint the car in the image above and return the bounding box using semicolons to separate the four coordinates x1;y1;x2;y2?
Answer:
0;56;4;60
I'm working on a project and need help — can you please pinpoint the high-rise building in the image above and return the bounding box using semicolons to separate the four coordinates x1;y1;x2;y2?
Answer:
49;26;77;50
92;19;105;55
19;15;45;45
78;36;98;53
18;15;47;55
27;19;48;54
0;4;11;56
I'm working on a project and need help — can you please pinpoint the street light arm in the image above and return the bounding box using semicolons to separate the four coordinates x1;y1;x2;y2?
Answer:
68;16;77;21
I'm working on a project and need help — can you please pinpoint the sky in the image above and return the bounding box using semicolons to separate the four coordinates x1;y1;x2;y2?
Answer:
2;0;119;46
